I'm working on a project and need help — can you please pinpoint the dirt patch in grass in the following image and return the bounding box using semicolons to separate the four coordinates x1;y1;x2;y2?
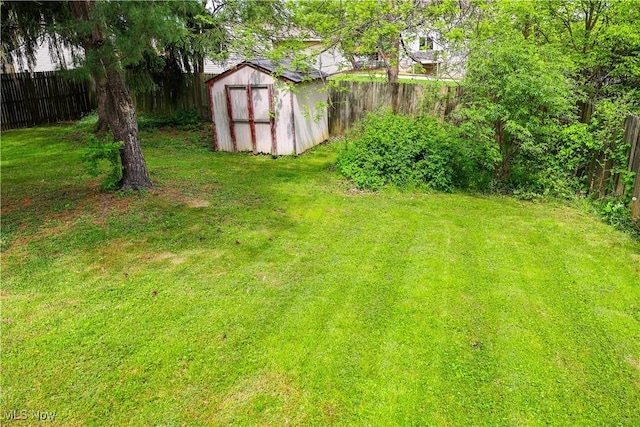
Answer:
145;252;187;264
93;193;136;224
140;249;223;266
2;180;107;216
209;373;307;426
151;182;212;209
2;177;219;252
151;252;178;261
83;238;148;275
186;199;210;208
2;182;138;251
626;355;640;370
344;186;379;196
631;254;640;273
320;402;343;424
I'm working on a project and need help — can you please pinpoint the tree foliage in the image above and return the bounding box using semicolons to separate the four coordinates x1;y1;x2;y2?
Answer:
540;0;640;104
337;111;493;191
459;34;576;187
474;0;640;108
453;0;639;194
1;0;218;190
290;0;431;83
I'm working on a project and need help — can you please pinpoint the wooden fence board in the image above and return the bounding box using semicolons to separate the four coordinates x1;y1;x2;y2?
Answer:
624;115;640;219
586;115;640;220
1;71;94;130
129;73;215;119
1;71;216;130
328;80;458;135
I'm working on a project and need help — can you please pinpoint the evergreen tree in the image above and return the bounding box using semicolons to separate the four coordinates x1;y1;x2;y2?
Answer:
1;0;216;190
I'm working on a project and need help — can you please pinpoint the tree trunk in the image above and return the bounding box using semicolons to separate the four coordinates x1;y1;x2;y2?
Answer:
386;57;399;83
495;120;511;180
386;35;400;84
390;82;400;114
387;34;401;113
95;76;110;133
103;65;152;190
578;100;594;123
71;0;152;190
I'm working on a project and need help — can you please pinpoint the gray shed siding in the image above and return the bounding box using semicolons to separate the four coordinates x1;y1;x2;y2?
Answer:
208;64;328;155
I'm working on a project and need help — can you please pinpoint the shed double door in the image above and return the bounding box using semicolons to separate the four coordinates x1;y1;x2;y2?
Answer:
225;85;276;155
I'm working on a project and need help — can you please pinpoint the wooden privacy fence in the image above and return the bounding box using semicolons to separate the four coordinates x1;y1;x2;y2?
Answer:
629;115;640;219
328;80;460;135
587;115;640;220
130;73;215;120
1;71;95;130
1;72;215;130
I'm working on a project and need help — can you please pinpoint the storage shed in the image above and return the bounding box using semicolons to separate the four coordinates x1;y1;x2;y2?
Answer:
206;59;329;156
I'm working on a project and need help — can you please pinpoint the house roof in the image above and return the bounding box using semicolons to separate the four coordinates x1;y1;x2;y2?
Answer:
205;59;327;85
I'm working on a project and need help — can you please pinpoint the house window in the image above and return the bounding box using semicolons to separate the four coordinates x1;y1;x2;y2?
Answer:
419;37;434;51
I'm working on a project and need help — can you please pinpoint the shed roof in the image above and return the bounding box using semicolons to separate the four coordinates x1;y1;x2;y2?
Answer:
205;59;327;84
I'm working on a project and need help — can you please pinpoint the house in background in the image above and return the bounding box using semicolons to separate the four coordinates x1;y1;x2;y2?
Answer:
2;35;76;73
203;27;348;76
399;31;465;78
206;59;329;156
310;30;465;79
202;55;242;75
284;35;348;75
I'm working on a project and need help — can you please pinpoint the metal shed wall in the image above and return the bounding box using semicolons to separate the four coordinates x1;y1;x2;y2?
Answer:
208;65;328;155
209;66;293;154
293;81;329;154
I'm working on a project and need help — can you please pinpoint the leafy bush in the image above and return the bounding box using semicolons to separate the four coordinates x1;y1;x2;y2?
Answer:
74;111;100;132
411;63;427;74
456;34;578;195
593;198;640;238
137;108;203;131
70;109;203;134
337;111;493;191
82;133;123;191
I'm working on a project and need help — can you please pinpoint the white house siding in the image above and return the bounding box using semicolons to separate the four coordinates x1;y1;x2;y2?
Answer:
9;36;76;73
202;56;242;74
293;81;329;153
310;46;348;75
204;46;346;76
400;30;466;78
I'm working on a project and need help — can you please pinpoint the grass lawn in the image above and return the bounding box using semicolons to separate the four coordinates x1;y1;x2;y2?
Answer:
1;124;639;426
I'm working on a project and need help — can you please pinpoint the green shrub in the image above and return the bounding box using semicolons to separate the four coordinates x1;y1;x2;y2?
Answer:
337;111;493;191
74;111;100;132
593;197;640;238
137;108;203;131
411;63;427;74
82;133;123;191
495;149;582;199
